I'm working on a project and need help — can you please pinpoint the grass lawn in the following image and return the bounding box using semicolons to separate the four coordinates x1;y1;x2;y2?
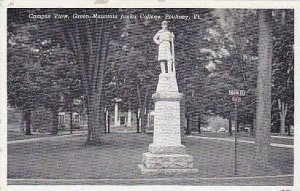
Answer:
7;132;293;185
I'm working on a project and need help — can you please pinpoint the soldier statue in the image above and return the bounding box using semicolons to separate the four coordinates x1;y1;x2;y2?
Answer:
153;21;175;74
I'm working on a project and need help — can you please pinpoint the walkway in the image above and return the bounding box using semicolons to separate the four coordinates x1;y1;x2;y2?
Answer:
187;135;293;149
8;174;293;185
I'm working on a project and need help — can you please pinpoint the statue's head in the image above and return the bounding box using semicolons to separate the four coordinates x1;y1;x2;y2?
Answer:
161;20;168;30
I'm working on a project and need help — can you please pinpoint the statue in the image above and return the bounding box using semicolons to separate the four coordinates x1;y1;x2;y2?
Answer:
140;22;198;176
153;21;175;74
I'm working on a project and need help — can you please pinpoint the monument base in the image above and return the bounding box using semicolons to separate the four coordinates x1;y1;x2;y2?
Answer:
138;164;199;176
148;144;186;154
139;145;199;175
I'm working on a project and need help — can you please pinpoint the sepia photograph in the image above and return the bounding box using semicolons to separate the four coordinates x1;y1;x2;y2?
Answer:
2;4;297;189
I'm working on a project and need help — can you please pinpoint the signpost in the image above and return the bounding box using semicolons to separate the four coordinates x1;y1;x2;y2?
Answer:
229;90;246;96
229;89;246;176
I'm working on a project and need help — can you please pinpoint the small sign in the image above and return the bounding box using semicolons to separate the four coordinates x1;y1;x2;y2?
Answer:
232;96;242;102
229;90;246;96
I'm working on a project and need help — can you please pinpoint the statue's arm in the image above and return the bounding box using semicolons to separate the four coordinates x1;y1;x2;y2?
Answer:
153;32;161;45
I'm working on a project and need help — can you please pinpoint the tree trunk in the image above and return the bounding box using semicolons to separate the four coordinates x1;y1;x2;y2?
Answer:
253;10;273;175
100;105;106;133
140;111;146;133
136;111;140;133
229;117;232;135
20;110;25;133
70;112;73;134
278;99;288;135
52;109;59;135
139;85;149;133
103;109;107;133
85;42;108;144
141;108;148;133
250;118;255;136
237;119;240;132
185;114;191;135
85;94;106;145
24;110;32;135
287;125;291;136
107;112;110;133
280;118;286;135
85;83;107;144
197;113;201;134
62;19;110;145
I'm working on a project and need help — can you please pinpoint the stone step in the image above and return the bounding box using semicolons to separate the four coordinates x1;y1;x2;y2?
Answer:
148;144;186;154
138;164;199;176
142;152;194;169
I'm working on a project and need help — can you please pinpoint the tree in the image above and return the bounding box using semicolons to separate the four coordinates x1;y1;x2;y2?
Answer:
8;9;84;135
253;9;273;174
271;10;294;135
9;9;121;142
54;9;121;144
107;10;164;133
173;9;230;133
37;44;80;135
118;49;156;133
7;21;42;135
221;10;259;135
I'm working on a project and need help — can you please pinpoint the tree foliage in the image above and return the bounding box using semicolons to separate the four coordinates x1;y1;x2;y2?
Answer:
7;8;294;141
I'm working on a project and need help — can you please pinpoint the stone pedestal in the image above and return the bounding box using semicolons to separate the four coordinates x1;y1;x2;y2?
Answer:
139;73;198;175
